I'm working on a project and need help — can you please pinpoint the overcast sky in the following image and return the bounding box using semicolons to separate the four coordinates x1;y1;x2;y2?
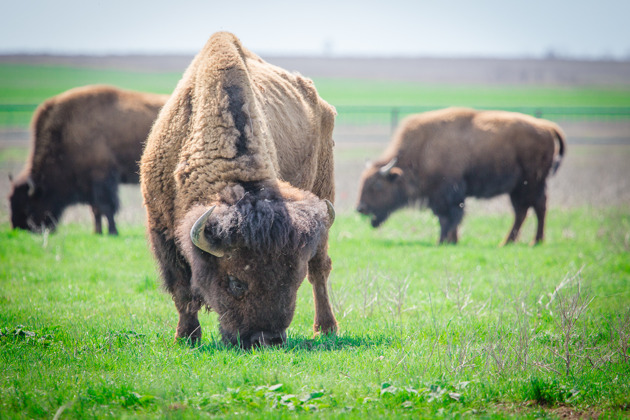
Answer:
2;0;629;59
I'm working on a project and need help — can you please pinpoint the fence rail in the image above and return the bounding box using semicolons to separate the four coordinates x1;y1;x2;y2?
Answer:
334;105;630;133
1;104;630;130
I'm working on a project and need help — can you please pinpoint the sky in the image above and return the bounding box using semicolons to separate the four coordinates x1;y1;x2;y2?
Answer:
2;0;629;59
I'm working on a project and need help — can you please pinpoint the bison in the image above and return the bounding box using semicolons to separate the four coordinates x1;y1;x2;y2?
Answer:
140;32;337;348
357;107;566;245
8;85;167;235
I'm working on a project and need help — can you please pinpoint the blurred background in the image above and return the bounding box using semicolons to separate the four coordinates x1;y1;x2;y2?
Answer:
3;0;630;58
1;0;629;227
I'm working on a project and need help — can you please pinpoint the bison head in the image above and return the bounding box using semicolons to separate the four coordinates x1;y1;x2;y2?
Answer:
356;157;407;228
177;181;334;349
8;175;59;233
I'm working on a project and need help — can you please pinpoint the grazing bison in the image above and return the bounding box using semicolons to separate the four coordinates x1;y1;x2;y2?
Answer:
140;32;337;348
8;85;167;235
357;107;566;245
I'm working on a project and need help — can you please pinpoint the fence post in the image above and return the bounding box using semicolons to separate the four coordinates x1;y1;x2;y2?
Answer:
391;107;399;133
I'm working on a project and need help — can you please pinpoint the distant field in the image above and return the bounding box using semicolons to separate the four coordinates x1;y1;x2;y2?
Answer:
2;63;630;128
0;64;179;102
315;78;630;108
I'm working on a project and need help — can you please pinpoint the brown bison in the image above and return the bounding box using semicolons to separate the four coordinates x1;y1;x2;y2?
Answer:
357;107;566;245
8;85;167;235
140;32;337;348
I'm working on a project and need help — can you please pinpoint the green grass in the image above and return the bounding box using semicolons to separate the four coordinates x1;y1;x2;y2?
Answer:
2;63;629;107
1;207;629;418
0;64;180;103
1;63;630;128
314;78;630;108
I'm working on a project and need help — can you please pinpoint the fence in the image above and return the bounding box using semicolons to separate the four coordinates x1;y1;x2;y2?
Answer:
334;106;630;134
1;103;630;130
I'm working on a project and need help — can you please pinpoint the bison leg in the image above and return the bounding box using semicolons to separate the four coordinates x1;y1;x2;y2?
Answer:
174;296;202;344
91;206;103;235
92;173;120;235
435;204;464;245
445;227;458;244
150;229;202;344
503;194;529;245
532;188;547;245
307;239;337;335
106;213;118;236
430;183;465;245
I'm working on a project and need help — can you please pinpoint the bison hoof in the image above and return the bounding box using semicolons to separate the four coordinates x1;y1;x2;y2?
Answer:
175;332;202;346
175;324;202;346
501;237;516;247
313;322;337;337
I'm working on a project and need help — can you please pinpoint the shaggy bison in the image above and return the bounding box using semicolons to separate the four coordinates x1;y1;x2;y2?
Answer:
140;32;337;348
357;107;566;245
8;85;167;235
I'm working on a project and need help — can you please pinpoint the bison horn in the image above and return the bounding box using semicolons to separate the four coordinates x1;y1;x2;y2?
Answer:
325;199;335;226
379;157;398;175
26;176;36;196
190;206;225;257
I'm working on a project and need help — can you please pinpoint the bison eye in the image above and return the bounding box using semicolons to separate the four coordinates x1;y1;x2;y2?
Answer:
228;276;247;298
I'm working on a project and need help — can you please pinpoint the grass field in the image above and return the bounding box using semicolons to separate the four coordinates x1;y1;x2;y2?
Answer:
1;208;629;418
2;63;630;128
1;60;629;418
3;63;630;106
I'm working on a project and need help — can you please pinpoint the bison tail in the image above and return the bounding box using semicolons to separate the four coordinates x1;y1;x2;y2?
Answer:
551;126;566;175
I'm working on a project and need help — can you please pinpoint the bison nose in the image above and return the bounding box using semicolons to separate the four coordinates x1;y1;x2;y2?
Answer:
357;202;368;214
250;331;287;348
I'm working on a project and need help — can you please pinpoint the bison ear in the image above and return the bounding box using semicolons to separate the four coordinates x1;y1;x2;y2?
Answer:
379;157;403;181
386;167;403;182
190;206;225;257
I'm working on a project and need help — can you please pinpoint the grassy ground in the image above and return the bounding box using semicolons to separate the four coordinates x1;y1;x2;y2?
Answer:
1;206;629;418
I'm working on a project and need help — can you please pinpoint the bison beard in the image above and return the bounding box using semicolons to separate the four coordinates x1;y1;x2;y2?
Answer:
140;32;338;348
